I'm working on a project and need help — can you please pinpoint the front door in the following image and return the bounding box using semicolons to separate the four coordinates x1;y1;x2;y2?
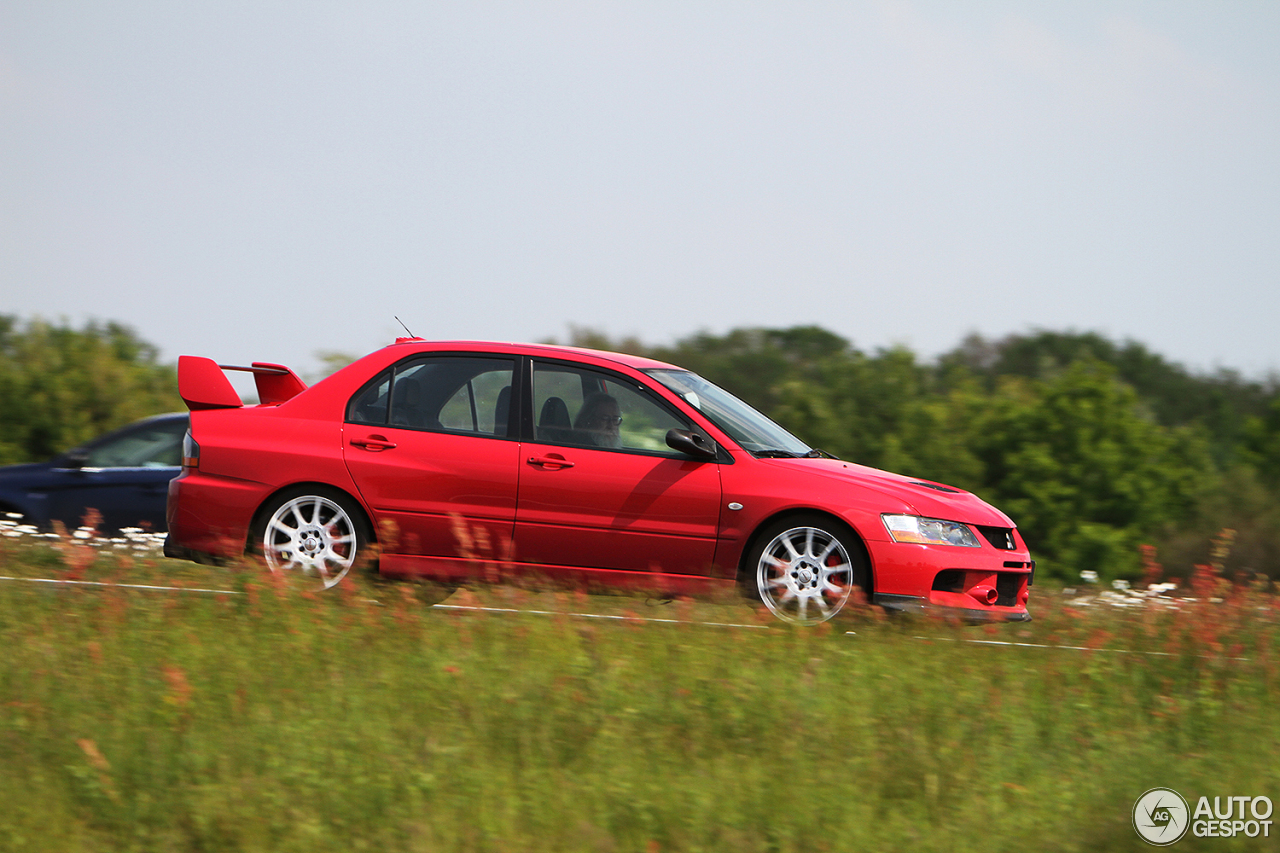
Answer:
513;360;722;575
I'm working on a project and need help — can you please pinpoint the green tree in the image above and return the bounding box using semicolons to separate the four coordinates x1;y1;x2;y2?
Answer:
309;350;360;383
942;329;1277;462
1242;396;1280;488
971;362;1211;580
646;325;856;417
0;316;181;465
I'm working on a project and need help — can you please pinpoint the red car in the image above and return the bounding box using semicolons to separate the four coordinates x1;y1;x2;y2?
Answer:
164;338;1033;624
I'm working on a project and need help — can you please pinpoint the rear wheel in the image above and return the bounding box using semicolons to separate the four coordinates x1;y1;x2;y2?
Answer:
256;489;369;589
744;515;867;625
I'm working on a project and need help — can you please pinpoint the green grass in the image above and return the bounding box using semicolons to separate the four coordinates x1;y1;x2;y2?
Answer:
1;535;1277;852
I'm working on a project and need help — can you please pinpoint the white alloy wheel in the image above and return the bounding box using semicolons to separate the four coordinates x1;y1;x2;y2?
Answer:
755;525;856;624
261;494;361;589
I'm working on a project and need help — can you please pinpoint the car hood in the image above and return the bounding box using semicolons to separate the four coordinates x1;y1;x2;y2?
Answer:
772;457;1017;528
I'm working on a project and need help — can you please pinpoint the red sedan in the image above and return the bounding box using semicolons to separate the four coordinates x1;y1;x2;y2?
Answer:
165;338;1033;624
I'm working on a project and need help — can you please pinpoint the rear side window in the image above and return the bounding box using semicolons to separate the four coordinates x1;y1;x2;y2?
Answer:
347;356;515;437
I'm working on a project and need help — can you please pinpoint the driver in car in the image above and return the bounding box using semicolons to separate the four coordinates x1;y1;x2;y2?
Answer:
574;393;622;448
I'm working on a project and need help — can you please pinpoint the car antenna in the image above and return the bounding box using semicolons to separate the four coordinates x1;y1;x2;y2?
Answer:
395;315;415;337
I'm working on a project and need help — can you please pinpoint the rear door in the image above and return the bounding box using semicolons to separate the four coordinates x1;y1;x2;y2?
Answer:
513;359;723;575
342;355;520;563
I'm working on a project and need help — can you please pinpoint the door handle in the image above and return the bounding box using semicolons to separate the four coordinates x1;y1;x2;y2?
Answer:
527;455;574;469
350;435;397;452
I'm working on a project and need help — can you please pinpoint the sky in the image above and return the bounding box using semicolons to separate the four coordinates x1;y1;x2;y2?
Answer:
3;1;1279;385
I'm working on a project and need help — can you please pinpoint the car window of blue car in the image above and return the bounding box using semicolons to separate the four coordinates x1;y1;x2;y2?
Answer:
84;421;186;468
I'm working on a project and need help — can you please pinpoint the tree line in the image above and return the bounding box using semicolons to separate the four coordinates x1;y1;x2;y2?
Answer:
4;314;1277;583
0;316;182;466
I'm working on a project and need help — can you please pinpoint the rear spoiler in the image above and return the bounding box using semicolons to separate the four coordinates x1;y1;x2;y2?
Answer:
178;355;307;410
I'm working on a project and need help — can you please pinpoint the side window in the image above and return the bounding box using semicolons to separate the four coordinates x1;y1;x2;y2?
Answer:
438;369;511;433
84;418;187;468
348;372;391;425
347;357;515;437
532;362;691;454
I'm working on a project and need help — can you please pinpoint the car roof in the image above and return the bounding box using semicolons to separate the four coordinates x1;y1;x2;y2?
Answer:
78;412;189;443
385;339;683;372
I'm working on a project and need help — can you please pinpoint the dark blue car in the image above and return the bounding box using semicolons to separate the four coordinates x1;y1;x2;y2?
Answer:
0;413;188;532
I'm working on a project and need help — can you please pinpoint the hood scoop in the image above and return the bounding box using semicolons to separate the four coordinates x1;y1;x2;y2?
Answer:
909;481;962;494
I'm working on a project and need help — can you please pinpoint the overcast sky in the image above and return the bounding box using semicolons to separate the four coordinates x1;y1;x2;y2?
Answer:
4;2;1279;383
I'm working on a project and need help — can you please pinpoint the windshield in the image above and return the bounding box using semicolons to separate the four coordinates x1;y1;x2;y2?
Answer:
645;369;813;458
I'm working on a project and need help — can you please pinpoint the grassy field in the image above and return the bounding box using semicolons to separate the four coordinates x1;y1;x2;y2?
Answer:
1;531;1277;852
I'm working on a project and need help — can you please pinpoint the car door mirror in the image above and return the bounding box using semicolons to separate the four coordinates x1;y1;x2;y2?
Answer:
63;451;89;469
666;429;718;461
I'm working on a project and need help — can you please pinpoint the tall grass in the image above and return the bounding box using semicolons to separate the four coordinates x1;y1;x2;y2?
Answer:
1;533;1277;852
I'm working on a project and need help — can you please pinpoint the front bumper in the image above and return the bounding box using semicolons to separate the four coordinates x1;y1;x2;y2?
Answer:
873;592;1032;622
863;534;1033;622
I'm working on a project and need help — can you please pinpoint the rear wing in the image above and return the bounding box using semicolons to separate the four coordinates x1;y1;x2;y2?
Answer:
178;355;307;410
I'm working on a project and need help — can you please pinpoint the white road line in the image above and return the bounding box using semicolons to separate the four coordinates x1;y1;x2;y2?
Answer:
0;577;762;627
0;575;1254;658
0;575;242;595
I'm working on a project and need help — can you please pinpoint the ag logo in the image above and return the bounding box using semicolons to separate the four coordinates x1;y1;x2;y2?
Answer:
1133;788;1191;845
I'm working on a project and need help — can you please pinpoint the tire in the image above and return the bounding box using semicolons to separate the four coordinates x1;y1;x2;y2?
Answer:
255;488;370;589
743;515;868;625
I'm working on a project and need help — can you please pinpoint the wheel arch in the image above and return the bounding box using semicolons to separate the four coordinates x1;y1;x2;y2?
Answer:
246;481;378;553
737;507;875;597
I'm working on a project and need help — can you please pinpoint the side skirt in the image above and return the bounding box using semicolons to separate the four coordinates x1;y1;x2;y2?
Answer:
379;553;738;598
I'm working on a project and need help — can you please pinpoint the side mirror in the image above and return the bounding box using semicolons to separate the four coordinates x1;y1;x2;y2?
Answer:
63;451;89;470
666;429;718;461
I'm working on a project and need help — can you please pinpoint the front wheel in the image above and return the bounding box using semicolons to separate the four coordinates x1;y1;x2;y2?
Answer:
256;489;369;589
745;516;867;625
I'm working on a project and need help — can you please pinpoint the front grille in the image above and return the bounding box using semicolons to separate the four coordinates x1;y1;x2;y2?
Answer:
996;572;1021;607
934;570;1023;607
975;525;1016;550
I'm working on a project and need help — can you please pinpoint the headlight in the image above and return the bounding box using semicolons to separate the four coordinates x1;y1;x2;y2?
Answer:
882;514;980;547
